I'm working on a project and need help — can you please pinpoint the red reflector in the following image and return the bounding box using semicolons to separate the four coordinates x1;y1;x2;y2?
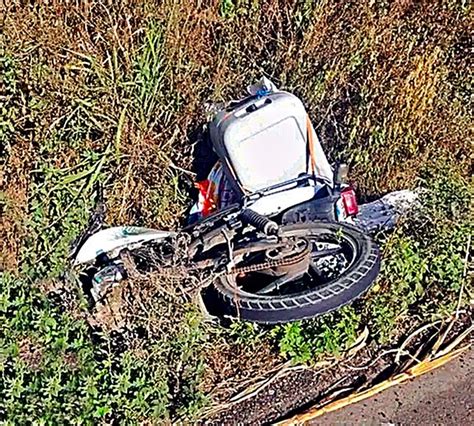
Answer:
341;188;359;216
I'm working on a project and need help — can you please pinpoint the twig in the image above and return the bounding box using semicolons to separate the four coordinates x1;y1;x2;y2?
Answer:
345;348;416;372
229;364;307;405
318;374;353;397
345;326;369;359
205;359;334;418
456;233;471;319
395;320;442;363
435;325;474;358
316;386;356;407
313;101;340;130
169;161;196;177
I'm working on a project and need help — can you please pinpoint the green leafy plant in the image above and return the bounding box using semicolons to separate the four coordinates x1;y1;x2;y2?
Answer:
275;307;361;364
220;0;236;19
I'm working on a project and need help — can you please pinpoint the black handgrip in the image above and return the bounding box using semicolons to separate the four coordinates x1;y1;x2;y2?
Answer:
240;209;279;235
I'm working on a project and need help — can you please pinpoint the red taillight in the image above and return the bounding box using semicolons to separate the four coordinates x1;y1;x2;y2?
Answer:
341;188;359;216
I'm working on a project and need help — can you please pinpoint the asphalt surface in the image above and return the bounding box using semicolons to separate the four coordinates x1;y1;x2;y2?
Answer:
316;348;473;424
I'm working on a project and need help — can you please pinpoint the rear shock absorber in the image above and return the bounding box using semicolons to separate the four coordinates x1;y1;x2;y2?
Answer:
240;209;279;235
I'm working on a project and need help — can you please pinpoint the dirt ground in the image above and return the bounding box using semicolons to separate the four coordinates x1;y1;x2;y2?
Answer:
316;347;473;424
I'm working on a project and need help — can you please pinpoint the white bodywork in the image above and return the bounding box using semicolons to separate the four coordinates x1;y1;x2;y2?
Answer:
248;185;322;217
354;189;419;232
224;102;308;192
74;226;175;265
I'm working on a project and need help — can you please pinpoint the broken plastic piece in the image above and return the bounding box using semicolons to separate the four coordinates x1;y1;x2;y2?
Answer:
355;190;419;233
91;261;126;301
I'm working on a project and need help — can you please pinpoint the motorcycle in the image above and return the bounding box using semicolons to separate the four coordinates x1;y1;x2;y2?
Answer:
73;78;382;323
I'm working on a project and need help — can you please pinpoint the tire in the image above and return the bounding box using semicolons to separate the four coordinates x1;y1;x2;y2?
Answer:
206;221;380;324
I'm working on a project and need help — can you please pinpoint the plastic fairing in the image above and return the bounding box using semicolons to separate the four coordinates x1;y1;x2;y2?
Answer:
74;227;175;265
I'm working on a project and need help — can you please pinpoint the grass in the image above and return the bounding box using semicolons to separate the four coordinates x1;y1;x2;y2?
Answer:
0;271;209;422
273;307;362;363
1;0;472;422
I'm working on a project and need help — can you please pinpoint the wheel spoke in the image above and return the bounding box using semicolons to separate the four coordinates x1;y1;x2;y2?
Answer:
309;260;324;277
310;247;343;259
255;270;305;295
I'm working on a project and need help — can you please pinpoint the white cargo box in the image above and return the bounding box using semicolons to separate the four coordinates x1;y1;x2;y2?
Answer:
209;90;332;194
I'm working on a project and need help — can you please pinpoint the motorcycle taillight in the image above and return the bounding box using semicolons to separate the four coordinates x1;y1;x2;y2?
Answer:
341;188;359;216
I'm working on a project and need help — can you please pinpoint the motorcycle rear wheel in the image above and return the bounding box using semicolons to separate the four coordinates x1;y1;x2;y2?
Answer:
204;221;380;323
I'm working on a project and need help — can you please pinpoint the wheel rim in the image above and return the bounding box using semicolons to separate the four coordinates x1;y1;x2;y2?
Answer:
226;228;359;298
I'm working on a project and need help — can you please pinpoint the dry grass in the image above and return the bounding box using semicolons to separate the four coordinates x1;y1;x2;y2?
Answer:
0;139;33;270
2;1;470;247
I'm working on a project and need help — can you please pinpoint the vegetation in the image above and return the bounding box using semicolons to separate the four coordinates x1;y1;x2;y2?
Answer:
1;0;471;422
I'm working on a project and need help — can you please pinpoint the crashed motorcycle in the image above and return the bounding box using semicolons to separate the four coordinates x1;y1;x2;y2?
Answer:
74;79;381;324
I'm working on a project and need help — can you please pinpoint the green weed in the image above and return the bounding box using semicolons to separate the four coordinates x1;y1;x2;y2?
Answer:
0;273;208;422
367;167;473;343
275;307;361;364
228;320;265;347
0;53;18;155
219;0;236;19
130;21;170;130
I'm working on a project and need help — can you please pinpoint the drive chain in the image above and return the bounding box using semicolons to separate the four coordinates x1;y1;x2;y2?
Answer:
227;239;310;275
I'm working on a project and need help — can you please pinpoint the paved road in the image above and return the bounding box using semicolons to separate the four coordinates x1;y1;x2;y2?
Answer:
316;348;473;424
